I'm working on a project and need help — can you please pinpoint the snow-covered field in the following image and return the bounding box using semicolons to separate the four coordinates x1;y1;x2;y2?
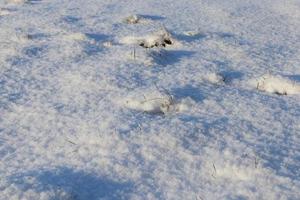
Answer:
1;0;300;199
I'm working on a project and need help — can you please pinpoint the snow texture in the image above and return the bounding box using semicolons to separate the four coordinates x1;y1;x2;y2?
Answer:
1;0;300;200
123;88;192;114
252;74;300;95
120;28;177;49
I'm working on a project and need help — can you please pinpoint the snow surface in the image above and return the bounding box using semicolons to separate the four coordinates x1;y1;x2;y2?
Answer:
120;28;177;49
1;0;300;199
251;74;300;95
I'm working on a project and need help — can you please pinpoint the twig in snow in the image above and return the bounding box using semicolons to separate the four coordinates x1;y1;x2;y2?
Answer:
67;140;77;145
196;196;205;200
131;45;136;60
137;123;142;132
211;163;217;178
255;157;259;168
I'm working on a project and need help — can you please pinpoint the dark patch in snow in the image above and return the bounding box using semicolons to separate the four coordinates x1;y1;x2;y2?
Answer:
124;14;165;24
85;33;109;42
212;60;231;70
215;32;235;39
9;167;134;200
25;0;42;5
139;38;174;49
139;14;165;21
23;45;47;58
62;15;81;24
82;33;110;55
171;85;204;103
26;33;48;40
175;32;207;42
226;194;248;200
287;75;300;82
220;71;244;84
83;43;103;56
149;50;195;66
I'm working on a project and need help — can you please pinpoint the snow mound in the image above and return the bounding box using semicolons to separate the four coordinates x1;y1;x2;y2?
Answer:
0;30;29;48
62;32;88;41
0;8;11;16
252;74;300;95
204;72;225;84
120;28;177;48
123;14;163;24
5;31;30;44
125;97;191;114
123;14;140;24
214;163;263;181
7;0;26;4
123;89;193;114
126;98;172;114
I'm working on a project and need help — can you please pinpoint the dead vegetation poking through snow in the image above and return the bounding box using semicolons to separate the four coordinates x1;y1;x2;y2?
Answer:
124;87;192;115
120;28;176;49
124;14;141;24
253;74;300;95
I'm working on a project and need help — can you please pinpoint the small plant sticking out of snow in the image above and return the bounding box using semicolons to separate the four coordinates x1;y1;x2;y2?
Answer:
125;45;160;66
127;47;172;66
253;74;300;95
123;14;160;24
126;95;174;114
120;28;176;49
10;32;30;43
124;14;140;24
139;28;174;48
124;87;192;114
25;33;47;40
103;41;113;47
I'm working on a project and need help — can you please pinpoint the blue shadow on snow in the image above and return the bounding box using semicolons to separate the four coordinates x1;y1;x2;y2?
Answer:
9;167;134;200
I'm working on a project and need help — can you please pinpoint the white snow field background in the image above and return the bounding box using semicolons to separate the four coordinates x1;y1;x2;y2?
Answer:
1;0;300;199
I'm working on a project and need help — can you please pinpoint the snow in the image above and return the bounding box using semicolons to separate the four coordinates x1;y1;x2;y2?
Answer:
62;32;88;41
123;88;192;114
251;74;300;95
124;15;140;25
204;72;225;85
120;28;177;48
0;8;10;16
123;14;159;25
1;0;300;199
7;0;25;4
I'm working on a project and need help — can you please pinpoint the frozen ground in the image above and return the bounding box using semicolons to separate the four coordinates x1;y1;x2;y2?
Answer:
1;0;300;199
